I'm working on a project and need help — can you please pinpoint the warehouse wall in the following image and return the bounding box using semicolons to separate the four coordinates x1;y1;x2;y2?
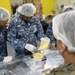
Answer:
56;0;69;7
11;0;23;5
11;0;56;15
56;0;75;14
70;0;75;4
0;0;12;14
11;0;75;7
56;0;75;7
11;0;75;14
41;0;56;15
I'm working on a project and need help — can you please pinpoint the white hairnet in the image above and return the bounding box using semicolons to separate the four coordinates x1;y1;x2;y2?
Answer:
0;7;10;21
63;5;75;11
19;3;36;17
52;10;75;52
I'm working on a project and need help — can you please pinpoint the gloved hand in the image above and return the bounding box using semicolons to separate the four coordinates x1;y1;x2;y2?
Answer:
38;37;50;50
3;56;12;63
25;44;36;52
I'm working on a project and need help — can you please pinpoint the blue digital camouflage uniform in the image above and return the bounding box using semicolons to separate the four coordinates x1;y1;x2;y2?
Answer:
0;27;7;61
46;22;56;44
7;16;45;58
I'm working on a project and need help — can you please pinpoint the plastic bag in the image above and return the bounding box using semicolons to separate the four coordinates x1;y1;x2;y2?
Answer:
26;58;45;72
44;50;64;70
38;37;50;50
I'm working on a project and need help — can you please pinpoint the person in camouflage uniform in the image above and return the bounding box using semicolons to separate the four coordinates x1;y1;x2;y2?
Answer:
46;15;57;50
46;10;75;75
0;7;10;61
7;3;46;58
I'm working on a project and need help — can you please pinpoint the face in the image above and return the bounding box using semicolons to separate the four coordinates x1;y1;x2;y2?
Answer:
20;14;32;22
46;19;52;24
57;40;75;64
0;19;8;27
45;17;52;24
57;40;75;58
57;40;68;57
57;40;71;58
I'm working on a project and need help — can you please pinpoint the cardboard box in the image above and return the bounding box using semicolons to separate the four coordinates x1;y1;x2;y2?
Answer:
35;14;42;18
36;8;42;11
35;12;43;18
34;4;42;12
35;5;42;9
33;0;41;4
35;10;42;14
33;2;42;5
33;0;41;5
34;3;42;6
23;0;26;3
35;4;42;7
35;9;42;14
25;0;33;3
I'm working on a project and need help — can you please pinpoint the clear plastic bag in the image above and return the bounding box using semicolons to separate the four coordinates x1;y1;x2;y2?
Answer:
38;37;50;50
44;50;64;70
0;56;45;75
0;57;31;75
26;58;46;72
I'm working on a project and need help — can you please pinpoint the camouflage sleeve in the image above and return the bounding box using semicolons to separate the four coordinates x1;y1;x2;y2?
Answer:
7;21;29;50
36;20;45;39
46;23;56;43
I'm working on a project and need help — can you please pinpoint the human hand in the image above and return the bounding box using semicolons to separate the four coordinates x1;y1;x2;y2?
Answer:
50;43;55;50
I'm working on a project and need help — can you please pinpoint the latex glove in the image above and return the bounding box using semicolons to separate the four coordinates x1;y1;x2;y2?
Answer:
3;56;12;63
38;37;50;50
25;44;36;52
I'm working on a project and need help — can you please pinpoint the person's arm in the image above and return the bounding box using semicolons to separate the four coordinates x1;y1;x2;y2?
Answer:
46;23;56;43
7;21;30;50
46;23;56;50
36;20;45;39
0;57;4;61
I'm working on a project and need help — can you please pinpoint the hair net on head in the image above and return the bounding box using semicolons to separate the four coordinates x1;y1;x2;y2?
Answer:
19;3;36;17
52;10;75;52
0;7;10;21
63;5;75;11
